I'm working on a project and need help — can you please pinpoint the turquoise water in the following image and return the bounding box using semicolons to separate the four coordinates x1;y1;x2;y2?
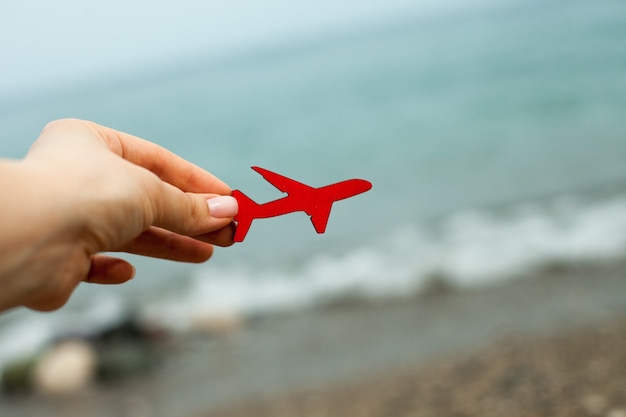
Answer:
0;0;626;342
2;0;625;227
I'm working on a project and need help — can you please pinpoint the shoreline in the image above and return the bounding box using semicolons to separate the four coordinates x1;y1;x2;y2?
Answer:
1;259;625;417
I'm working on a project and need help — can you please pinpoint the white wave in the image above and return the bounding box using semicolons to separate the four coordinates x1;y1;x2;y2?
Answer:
438;195;626;286
144;193;626;330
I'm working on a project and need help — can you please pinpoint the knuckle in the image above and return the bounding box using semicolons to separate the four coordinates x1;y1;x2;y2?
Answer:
179;193;205;234
42;118;84;134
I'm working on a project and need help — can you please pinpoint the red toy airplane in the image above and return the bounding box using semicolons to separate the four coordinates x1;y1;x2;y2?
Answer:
232;166;372;242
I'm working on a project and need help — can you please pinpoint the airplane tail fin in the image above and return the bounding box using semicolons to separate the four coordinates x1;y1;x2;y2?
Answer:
232;190;258;242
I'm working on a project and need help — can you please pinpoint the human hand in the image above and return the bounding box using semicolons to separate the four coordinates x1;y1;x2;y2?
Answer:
0;119;237;311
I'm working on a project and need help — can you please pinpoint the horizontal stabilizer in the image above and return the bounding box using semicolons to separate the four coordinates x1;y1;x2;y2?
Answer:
232;190;257;242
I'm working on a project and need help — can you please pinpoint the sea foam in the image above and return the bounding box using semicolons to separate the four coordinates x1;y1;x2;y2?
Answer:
143;193;626;330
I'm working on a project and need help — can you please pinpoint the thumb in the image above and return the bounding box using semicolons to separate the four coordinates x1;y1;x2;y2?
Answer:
148;181;238;236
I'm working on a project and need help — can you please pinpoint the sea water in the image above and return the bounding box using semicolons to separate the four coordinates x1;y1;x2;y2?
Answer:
0;0;625;364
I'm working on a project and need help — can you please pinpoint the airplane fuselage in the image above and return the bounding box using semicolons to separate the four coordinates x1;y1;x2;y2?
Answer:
250;179;371;219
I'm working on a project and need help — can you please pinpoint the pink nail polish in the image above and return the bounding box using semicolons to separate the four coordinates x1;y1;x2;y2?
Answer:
207;196;238;218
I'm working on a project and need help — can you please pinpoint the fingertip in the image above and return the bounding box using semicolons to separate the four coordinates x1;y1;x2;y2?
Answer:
88;256;136;285
128;264;136;279
109;259;135;283
193;222;237;248
185;241;215;263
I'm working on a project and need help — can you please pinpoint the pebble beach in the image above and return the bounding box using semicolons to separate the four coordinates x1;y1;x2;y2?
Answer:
200;316;626;417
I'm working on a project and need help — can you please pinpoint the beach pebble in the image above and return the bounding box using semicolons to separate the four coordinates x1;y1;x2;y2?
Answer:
582;394;608;415
123;395;153;417
1;357;37;393
189;313;244;335
33;339;97;395
606;409;626;417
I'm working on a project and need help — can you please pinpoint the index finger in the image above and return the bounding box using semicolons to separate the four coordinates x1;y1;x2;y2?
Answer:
89;120;230;194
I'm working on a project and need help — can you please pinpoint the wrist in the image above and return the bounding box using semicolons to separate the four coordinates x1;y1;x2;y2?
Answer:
0;160;87;307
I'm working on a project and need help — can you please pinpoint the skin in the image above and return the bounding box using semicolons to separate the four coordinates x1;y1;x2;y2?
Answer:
0;119;237;312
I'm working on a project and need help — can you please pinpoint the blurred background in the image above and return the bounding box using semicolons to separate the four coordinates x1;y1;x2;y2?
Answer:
1;0;625;416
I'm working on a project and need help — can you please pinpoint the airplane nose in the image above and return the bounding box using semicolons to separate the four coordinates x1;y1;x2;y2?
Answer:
324;178;372;201
354;179;373;193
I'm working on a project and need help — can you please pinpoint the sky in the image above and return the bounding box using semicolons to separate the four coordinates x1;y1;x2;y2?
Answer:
0;0;495;100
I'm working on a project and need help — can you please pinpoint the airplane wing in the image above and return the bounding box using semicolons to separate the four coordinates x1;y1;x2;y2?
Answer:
252;166;313;194
304;179;371;234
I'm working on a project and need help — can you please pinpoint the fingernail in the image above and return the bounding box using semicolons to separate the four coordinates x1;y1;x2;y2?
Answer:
207;196;238;218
